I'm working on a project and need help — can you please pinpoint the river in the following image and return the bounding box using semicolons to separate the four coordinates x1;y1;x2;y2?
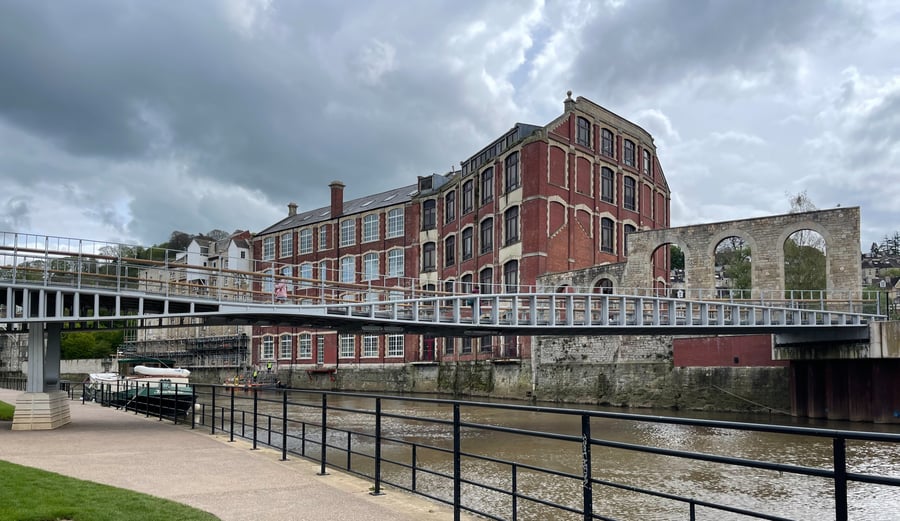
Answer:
208;391;900;520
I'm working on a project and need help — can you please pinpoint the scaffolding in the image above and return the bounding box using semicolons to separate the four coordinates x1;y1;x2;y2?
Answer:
120;333;250;369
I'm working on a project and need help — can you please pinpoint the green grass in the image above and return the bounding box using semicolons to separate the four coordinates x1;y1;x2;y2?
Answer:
0;460;220;521
0;400;13;421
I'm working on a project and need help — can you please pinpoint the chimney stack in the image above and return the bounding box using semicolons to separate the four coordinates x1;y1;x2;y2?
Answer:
329;180;345;218
287;202;297;216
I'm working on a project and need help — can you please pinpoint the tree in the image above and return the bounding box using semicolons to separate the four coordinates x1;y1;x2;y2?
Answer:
784;191;826;293
206;229;229;241
715;237;751;290
61;330;123;359
670;245;684;271
784;240;826;291
167;231;192;251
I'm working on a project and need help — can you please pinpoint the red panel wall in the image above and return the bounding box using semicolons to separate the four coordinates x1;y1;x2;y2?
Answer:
673;335;786;367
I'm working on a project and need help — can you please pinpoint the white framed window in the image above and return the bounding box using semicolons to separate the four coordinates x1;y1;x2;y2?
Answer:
387;248;404;277
387;334;404;357
280;232;293;258
262;268;274;294
261;336;274;359
363;214;379;243
299;229;312;254
281;265;293;293
298;333;312;358
262;237;275;261
386;208;403;238
363;252;379;281
318;225;328;250
340;219;356;247
279;334;292;359
339;334;355;358
300;263;313;287
340;256;355;283
319;260;328;282
363;335;378;357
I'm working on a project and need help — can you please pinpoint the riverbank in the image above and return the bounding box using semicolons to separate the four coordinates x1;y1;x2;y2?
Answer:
0;388;472;521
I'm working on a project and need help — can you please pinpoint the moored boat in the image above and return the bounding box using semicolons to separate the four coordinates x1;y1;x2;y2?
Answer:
87;358;195;417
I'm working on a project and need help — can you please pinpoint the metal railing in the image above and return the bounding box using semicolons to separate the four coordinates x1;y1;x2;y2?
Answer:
24;381;896;521
1;230;889;316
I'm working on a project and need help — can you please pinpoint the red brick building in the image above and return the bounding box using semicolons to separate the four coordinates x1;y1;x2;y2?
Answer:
251;94;670;370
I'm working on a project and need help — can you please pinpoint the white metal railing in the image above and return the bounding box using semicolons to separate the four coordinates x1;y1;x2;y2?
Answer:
0;231;890;326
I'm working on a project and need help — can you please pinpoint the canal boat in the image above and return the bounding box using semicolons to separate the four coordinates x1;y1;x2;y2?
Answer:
86;358;195;417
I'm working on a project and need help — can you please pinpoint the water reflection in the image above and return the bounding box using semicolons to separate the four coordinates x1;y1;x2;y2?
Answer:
206;391;900;520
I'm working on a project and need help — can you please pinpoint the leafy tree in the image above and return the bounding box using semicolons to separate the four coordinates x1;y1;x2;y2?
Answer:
206;229;228;241
715;237;751;290
61;330;123;360
784;240;826;291
167;231;192;251
670;245;684;271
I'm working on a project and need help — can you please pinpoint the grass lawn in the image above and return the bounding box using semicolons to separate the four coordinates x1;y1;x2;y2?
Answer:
0;400;13;421
0;460;220;521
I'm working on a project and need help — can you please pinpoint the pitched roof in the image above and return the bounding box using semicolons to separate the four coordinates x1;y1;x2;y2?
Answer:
258;183;418;236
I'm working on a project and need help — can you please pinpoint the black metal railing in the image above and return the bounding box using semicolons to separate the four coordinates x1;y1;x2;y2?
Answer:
188;386;900;520
4;380;899;520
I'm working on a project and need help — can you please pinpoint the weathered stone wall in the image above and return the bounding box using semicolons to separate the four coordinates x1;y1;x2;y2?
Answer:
624;207;862;294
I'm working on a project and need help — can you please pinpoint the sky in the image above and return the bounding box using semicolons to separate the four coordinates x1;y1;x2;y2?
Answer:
1;0;898;251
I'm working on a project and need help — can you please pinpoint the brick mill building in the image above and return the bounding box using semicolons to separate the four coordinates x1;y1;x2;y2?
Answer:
251;93;671;372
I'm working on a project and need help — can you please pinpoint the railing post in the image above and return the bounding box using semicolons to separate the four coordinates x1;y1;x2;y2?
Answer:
211;385;217;435
252;388;259;450
229;387;235;442
318;393;329;476
453;402;461;521
834;437;848;521
281;390;288;461
512;462;518;521
372;397;384;496
157;381;163;421
582;413;593;521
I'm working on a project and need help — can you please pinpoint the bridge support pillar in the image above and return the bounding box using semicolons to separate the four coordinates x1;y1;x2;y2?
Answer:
847;363;873;422
805;363;827;419
12;323;71;430
872;360;900;423
825;363;849;421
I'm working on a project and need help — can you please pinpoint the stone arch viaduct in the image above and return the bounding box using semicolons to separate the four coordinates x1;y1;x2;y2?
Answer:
621;207;862;295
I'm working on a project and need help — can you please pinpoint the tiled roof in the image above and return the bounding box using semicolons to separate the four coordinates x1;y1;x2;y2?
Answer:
258;183;418;236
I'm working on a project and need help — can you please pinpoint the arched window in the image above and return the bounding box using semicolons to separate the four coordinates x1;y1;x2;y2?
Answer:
624;177;636;211
624;139;635;167
444;235;456;266
504;206;519;245
480;217;494;253
422;199;436;230
363;252;379;281
479;267;494;294
422;242;436;271
623;224;636;256
601;129;614;157
363;214;379;242
601;218;614;253
601;167;614;203
594;279;614;294
504;260;519;292
504;152;520;192
481;167;493;204
577;116;591;148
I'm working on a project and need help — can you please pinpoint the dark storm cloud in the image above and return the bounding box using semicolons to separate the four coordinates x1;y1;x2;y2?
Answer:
570;0;869;104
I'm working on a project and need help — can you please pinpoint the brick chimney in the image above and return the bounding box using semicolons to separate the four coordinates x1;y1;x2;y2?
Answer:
329;180;345;218
287;202;297;216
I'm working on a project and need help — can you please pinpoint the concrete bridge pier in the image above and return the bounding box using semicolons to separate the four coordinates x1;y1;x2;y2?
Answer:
12;322;71;430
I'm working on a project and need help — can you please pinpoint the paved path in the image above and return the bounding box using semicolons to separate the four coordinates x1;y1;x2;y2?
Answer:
0;389;471;521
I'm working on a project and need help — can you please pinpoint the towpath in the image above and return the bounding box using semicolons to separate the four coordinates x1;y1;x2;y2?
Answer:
0;389;470;521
